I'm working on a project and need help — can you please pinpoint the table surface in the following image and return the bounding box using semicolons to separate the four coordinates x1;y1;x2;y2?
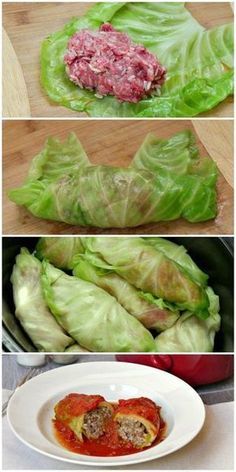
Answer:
2;354;234;405
2;2;234;118
3;119;233;235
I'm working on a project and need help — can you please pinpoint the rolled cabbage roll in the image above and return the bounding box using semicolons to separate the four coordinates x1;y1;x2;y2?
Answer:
9;132;217;228
144;237;208;286
81;237;209;316
54;393;113;441
114;397;160;448
36;237;84;270
10;248;73;352
42;262;155;352
155;287;220;352
73;257;179;331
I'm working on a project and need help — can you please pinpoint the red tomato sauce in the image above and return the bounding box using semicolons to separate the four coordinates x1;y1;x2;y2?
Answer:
53;414;166;457
116;397;160;426
55;393;105;419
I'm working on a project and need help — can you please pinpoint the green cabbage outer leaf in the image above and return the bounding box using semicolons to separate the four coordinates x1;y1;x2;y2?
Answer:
27;133;90;182
65;344;91;353
132;129;218;186
144;237;208;286
41;2;233;117
155;287;220;352
8;131;218;228
72;255;179;331
41;261;156;352
10;248;73;352
36;237;84;270
132;130;199;176
80;237;209;316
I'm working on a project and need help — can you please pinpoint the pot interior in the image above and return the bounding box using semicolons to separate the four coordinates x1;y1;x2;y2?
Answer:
2;237;234;352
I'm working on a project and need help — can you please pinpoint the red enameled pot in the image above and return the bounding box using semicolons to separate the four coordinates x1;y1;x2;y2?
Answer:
116;355;233;386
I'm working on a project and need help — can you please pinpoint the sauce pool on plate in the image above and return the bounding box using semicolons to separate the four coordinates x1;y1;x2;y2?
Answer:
53;415;166;457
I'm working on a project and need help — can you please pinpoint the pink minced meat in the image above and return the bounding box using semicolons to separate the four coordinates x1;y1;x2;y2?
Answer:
64;23;166;103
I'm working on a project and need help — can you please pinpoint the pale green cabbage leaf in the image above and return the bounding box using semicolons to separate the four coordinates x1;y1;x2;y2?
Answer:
65;344;91;353
10;248;74;352
80;237;209;316
41;261;156;352
155;287;221;352
73;255;179;331
144;237;208;286
36;237;84;270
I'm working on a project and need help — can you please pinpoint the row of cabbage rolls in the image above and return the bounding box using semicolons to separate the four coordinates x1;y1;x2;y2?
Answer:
11;237;221;352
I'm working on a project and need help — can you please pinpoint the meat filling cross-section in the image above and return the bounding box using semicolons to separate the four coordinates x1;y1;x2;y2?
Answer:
64;23;166;103
83;404;113;439
114;397;161;448
117;417;149;448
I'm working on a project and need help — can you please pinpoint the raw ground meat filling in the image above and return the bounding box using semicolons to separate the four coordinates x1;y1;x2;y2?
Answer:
64;23;166;103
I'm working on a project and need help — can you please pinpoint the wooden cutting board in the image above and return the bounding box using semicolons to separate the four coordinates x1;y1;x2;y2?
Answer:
3;120;233;235
3;2;234;118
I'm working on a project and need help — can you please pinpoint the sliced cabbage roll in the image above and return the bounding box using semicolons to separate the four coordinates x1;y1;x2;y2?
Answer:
54;393;113;441
155;288;221;352
73;256;179;331
114;397;160;448
144;237;208;286
81;237;209;316
9;132;217;228
41;262;155;352
10;248;73;352
36;237;84;270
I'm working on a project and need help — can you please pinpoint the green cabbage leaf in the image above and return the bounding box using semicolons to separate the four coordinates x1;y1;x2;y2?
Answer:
155;287;221;352
36;236;84;270
73;255;179;331
144;237;208;286
41;2;233;117
41;261;156;352
10;248;74;352
80;237;209;316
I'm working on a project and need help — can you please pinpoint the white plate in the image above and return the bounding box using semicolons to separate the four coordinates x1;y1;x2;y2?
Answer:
7;361;205;467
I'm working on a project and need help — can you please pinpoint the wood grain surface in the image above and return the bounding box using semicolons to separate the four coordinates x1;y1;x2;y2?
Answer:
3;120;233;235
2;2;234;118
2;28;31;117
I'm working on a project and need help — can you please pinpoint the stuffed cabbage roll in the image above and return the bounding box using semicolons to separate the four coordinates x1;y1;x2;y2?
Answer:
81;237;209;316
41;262;155;352
54;393;113;441
144;237;208;286
114;397;160;448
155;288;220;352
36;237;84;270
73;256;179;331
10;248;73;352
9;131;217;228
